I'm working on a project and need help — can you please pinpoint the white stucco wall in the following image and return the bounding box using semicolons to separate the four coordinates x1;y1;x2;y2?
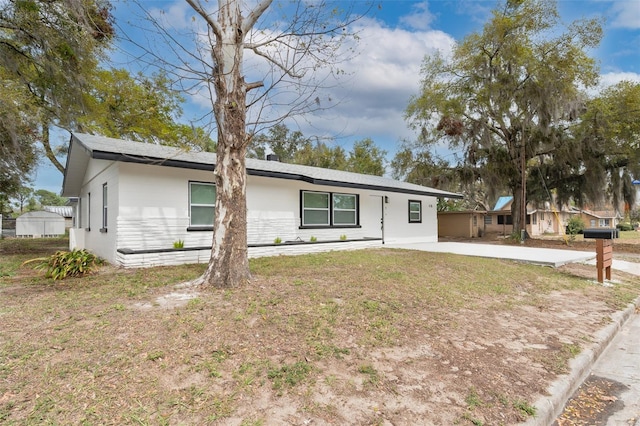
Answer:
72;160;440;266
77;160;119;263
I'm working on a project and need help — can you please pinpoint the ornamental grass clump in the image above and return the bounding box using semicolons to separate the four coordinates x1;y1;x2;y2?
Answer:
24;249;101;280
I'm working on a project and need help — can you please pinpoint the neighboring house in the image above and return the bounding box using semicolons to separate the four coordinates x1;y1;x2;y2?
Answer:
579;210;621;229
634;180;640;208
62;133;462;267
437;210;486;238
484;196;573;237
42;205;74;229
16;211;65;238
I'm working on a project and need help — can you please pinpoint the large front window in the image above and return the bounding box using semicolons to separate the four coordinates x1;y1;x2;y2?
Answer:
301;191;358;227
190;182;216;226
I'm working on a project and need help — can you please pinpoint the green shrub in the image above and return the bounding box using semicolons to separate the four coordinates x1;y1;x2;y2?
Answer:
173;239;185;248
616;223;633;231
274;237;282;244
339;234;347;241
566;216;585;237
310;236;317;242
24;249;101;280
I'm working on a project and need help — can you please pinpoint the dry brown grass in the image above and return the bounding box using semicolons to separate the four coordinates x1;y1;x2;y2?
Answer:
1;238;639;425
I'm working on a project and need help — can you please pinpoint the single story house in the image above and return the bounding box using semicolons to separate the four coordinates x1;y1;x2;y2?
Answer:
437;210;486;238
62;133;462;267
633;179;640;208
16;211;65;238
579;210;621;229
484;196;574;237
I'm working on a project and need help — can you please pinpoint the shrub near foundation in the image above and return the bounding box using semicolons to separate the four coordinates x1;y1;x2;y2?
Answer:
24;249;101;280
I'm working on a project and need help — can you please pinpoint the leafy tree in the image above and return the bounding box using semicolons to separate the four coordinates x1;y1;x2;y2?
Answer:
0;80;39;202
406;0;602;233
78;68;215;152
292;141;348;170
248;124;310;162
34;189;68;207
527;81;640;212
391;142;502;211
0;0;114;173
249;126;386;176
346;138;386;176
13;187;34;213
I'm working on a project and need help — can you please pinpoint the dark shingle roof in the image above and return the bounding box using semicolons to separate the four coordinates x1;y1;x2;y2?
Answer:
63;133;463;199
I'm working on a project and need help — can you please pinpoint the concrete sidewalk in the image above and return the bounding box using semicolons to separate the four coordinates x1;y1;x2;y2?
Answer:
590;307;640;425
386;241;640;425
386;241;596;267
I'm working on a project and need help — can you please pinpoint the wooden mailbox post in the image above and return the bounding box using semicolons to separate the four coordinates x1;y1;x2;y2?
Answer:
583;228;618;283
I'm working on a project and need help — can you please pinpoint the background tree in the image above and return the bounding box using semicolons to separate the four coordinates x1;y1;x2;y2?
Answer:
78;68;216;152
391;143;498;211
34;189;68;207
292;141;348;170
406;0;601;234
346;138;386;176
248;125;386;175
13;187;34;214
527;81;640;212
247;123;310;162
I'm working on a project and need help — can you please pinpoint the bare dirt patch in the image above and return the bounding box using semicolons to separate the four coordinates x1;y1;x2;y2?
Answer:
1;239;639;425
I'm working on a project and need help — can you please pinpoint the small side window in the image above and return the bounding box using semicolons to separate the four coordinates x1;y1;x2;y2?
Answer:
190;182;216;227
100;183;108;232
408;200;422;223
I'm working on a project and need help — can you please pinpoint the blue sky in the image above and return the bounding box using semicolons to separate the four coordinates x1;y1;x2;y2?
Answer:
34;0;640;194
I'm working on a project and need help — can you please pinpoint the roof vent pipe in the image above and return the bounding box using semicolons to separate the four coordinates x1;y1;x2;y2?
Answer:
266;154;280;162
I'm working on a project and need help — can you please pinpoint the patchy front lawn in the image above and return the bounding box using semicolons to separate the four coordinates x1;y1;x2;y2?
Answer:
1;238;639;425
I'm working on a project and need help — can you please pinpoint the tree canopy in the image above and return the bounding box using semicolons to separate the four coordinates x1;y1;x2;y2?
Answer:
405;0;602;231
1;0;213;184
248;125;387;176
527;80;640;211
78;68;216;153
0;0;114;173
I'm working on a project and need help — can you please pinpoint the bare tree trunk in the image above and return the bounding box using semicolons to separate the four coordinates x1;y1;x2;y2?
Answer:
511;184;523;236
199;143;250;287
191;0;262;288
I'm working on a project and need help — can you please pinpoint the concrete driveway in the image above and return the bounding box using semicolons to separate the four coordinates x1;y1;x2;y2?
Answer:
386;241;596;268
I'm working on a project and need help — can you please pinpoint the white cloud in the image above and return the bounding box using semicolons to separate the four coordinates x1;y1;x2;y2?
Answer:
399;1;435;31
295;19;456;151
610;1;640;29
599;71;640;88
147;1;196;31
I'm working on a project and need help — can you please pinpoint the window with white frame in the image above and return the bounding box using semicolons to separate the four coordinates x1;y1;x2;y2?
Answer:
408;200;422;223
101;183;108;231
301;191;359;227
190;182;216;227
599;218;610;227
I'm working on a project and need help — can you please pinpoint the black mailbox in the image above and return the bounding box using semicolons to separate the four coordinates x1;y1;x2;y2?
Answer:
583;228;619;239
